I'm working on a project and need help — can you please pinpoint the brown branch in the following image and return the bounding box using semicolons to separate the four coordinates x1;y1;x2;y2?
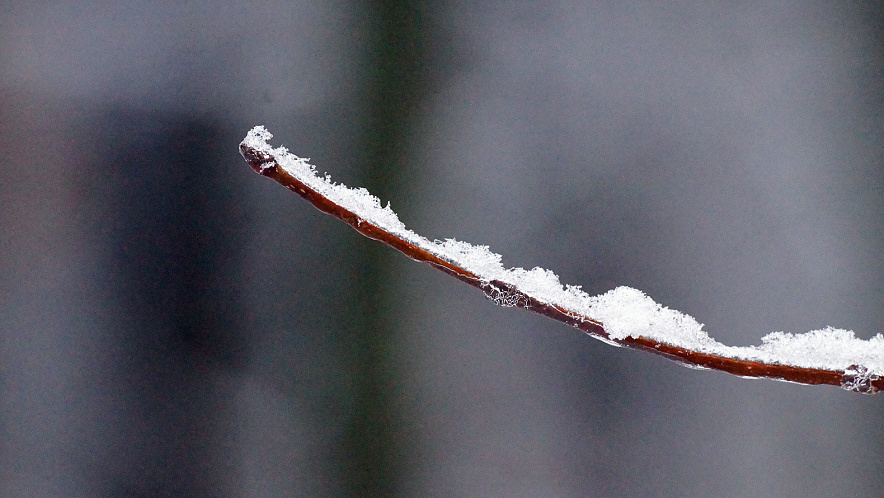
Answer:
240;142;883;395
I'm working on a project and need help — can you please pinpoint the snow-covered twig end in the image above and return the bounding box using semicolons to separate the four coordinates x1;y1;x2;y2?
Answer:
241;126;884;394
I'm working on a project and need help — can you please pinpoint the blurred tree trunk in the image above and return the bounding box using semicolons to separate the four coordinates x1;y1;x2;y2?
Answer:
343;0;431;495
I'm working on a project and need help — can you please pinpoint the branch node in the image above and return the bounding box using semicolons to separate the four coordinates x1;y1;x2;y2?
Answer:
841;365;880;394
481;280;531;309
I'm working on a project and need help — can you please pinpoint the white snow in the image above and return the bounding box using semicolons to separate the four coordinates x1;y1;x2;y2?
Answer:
243;125;884;378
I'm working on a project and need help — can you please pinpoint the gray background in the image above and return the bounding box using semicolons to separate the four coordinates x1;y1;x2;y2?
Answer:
1;1;882;496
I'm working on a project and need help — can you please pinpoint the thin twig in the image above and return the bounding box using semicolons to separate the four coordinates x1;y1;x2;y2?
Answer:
240;140;883;394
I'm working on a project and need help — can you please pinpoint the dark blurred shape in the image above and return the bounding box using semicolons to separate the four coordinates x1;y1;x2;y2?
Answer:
81;109;247;495
96;110;247;366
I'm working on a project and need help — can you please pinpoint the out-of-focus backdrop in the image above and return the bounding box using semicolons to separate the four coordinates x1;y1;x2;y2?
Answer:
2;1;883;496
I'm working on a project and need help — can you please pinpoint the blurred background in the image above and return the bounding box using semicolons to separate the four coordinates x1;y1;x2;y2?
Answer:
2;1;883;496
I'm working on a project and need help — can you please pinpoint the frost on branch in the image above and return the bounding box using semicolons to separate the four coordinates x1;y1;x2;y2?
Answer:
482;280;532;308
241;125;884;394
841;364;882;394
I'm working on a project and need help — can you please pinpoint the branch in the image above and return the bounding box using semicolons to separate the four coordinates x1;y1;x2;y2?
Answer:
240;126;884;394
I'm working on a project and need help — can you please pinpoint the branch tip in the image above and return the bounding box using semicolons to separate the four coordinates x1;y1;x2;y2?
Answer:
239;143;274;173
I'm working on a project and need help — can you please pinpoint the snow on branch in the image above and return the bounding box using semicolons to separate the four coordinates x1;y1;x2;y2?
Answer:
240;126;884;394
